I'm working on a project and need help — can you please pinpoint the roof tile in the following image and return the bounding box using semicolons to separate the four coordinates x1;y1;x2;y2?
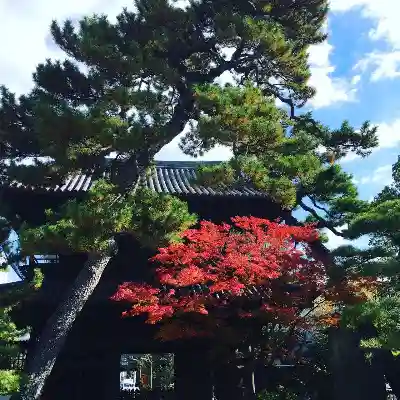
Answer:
3;161;270;199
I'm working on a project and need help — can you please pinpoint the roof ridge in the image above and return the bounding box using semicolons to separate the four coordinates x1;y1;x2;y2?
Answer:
2;160;272;201
154;160;223;168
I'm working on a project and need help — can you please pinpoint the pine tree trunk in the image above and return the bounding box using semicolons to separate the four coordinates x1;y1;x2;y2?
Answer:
17;248;113;400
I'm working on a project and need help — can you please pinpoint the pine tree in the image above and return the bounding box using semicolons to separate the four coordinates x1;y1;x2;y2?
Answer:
0;1;378;398
343;155;400;348
330;156;400;398
181;84;377;221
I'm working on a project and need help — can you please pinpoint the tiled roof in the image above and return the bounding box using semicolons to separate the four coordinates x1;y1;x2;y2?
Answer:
5;161;276;280
141;161;268;198
4;173;93;193
5;160;270;198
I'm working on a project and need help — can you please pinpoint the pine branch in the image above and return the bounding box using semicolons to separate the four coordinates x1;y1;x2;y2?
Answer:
280;210;333;266
299;200;345;237
309;196;335;219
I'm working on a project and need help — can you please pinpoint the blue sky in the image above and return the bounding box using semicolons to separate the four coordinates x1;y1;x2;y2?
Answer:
1;0;400;282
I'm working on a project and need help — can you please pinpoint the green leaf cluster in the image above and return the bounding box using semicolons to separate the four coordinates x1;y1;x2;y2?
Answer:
0;370;21;395
333;156;400;352
258;388;297;400
0;306;26;395
129;187;197;249
342;295;400;351
20;181;197;254
183;84;377;217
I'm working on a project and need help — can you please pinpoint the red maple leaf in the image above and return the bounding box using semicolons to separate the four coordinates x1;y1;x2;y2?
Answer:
111;217;367;341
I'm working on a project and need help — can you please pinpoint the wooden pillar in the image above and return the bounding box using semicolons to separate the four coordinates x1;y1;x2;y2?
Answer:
41;351;121;400
330;328;386;400
104;350;121;399
79;351;121;399
174;347;213;400
214;361;244;400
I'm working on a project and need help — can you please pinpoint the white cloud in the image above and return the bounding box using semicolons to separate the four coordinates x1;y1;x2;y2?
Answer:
340;152;360;163
351;74;362;85
375;118;400;149
323;226;352;250
317;144;360;165
354;51;400;81
308;40;358;109
322;224;369;250
330;0;400;49
155;131;233;161
331;0;400;81
359;164;392;185
0;0;136;95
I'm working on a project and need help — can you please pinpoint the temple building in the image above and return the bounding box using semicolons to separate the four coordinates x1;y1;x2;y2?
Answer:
2;160;285;399
1;161;393;400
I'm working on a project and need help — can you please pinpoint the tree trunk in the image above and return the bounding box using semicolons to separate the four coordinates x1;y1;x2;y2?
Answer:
17;249;113;400
330;328;387;400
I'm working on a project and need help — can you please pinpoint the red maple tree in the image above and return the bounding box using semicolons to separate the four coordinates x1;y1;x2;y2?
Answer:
112;217;369;342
